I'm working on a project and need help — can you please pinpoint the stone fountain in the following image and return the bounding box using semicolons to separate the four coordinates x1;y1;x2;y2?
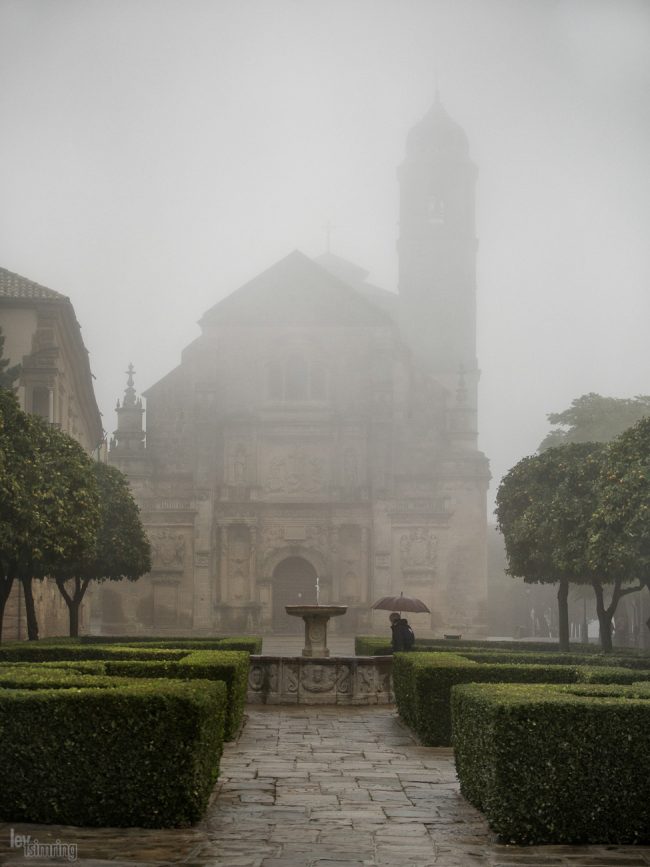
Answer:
285;574;347;657
248;575;392;704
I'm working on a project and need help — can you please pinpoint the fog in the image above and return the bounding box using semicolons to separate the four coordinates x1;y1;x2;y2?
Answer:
1;0;649;503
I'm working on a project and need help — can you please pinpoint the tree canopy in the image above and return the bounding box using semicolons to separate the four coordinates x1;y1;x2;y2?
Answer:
539;393;650;452
0;327;21;389
0;388;100;640
495;443;605;650
53;462;151;636
589;417;650;588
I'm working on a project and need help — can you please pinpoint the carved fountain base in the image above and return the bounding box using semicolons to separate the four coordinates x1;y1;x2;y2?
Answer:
247;654;394;705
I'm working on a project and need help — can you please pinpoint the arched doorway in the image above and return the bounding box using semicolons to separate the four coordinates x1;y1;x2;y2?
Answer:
272;556;317;632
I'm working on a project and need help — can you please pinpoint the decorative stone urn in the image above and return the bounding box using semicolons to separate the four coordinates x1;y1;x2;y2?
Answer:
285;605;348;657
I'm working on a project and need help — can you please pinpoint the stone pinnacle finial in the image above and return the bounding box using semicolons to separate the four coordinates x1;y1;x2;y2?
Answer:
124;362;137;407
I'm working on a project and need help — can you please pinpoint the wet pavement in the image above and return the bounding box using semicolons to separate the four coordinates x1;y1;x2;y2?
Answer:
1;705;649;866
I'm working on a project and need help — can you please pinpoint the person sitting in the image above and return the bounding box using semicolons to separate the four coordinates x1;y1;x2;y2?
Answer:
389;612;415;652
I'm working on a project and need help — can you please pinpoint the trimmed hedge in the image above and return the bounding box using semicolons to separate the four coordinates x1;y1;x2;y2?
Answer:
452;681;650;844
0;644;188;662
0;675;226;827
0;645;251;740
37;634;263;652
392;651;650;746
355;634;650;658
124;637;262;653
104;650;250;739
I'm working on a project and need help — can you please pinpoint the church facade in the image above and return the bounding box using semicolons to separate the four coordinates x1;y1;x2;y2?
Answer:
105;98;490;636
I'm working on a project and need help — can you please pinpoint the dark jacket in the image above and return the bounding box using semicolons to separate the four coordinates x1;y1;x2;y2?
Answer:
391;618;415;652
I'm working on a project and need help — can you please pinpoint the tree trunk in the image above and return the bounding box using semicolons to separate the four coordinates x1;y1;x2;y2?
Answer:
592;577;643;653
56;576;90;638
592;580;613;652
557;577;570;651
0;575;15;644
20;576;39;641
69;599;80;638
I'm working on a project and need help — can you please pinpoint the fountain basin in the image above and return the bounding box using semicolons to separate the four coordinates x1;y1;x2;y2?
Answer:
285;604;348;657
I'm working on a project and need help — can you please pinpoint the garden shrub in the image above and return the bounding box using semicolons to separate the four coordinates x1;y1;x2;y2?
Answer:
452;681;650;844
0;676;226;827
43;634;263;652
0;643;187;662
392;651;650;746
104;650;250;739
355;635;650;658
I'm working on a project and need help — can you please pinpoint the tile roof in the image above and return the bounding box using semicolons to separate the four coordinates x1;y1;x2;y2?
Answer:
0;267;67;301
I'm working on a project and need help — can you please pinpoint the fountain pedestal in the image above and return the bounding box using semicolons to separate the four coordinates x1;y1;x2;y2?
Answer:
285;605;348;657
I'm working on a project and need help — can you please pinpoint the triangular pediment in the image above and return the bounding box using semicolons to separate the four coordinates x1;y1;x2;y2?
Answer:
199;250;391;328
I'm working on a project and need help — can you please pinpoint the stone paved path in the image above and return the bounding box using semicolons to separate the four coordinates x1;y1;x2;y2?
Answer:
1;706;649;866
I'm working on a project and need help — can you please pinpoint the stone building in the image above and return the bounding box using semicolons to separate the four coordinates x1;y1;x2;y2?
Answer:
0;267;103;639
106;98;490;636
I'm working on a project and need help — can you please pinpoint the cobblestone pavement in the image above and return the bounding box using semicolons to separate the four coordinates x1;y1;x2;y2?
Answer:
1;706;649;867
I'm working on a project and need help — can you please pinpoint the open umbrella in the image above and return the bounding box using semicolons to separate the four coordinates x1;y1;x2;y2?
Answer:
371;592;430;614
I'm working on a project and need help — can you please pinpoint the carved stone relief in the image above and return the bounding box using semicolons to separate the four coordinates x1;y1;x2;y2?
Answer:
399;528;436;570
264;446;324;495
149;530;186;571
261;523;329;553
248;662;279;693
284;662;299;694
230;444;248;484
194;551;209;568
300;664;337;693
228;525;250;601
261;525;285;549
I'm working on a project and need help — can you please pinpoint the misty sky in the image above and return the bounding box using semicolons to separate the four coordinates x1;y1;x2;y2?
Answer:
1;0;649;505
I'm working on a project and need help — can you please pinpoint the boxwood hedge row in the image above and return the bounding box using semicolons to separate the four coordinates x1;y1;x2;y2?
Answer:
0;645;251;740
104;650;250;739
392;651;650;745
355;635;650;658
0;644;188;662
36;635;263;652
0;675;226;827
452;681;650;844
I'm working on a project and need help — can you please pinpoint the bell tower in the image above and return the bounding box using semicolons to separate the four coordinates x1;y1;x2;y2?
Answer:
397;95;479;445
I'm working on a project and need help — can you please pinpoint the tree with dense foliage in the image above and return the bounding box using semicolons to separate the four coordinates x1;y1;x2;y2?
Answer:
20;421;101;640
53;462;151;636
496;443;605;651
0;389;100;641
539;393;650;452
588;417;650;651
0;327;21;389
0;389;34;640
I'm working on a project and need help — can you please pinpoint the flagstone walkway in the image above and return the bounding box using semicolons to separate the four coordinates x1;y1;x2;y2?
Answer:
1;706;649;866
